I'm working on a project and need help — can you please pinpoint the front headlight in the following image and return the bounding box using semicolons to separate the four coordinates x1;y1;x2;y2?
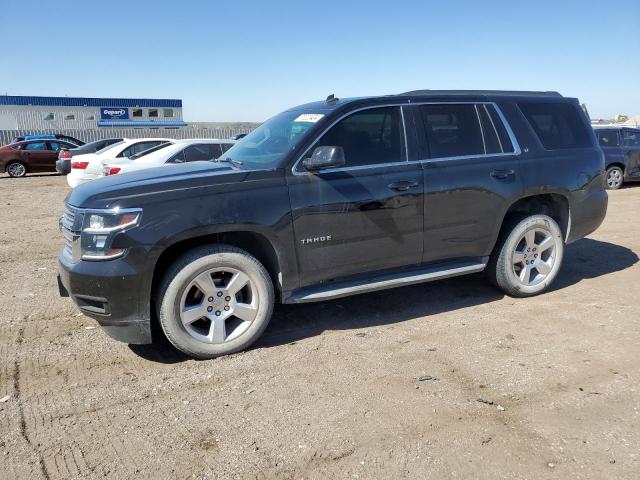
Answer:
80;208;142;260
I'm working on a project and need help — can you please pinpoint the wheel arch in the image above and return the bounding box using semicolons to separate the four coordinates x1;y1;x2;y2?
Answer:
4;159;28;173
606;162;625;172
495;193;570;248
151;229;283;304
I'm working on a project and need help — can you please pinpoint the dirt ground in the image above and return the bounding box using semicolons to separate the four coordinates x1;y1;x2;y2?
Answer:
0;174;639;480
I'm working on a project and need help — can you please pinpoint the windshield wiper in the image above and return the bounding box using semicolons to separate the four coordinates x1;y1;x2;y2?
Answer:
218;157;243;167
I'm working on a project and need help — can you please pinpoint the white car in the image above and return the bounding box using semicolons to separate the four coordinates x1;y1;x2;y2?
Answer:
67;138;173;187
101;139;235;177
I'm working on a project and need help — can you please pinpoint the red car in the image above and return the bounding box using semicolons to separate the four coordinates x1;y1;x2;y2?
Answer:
0;139;78;177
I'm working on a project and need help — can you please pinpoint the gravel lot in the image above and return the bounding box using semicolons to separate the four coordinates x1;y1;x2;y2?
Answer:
1;174;639;479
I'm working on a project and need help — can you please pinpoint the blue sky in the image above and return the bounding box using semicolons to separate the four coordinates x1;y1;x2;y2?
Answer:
1;0;638;122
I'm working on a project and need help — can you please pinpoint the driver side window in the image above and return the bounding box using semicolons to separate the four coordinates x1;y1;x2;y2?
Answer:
312;107;406;168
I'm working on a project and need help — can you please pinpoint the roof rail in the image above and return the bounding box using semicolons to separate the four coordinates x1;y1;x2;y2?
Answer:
400;89;563;97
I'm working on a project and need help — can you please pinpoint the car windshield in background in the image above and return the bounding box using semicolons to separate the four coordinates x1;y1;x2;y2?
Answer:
130;142;171;160
218;110;324;167
96;141;125;154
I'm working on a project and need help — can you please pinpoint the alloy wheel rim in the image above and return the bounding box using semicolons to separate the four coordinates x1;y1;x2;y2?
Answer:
512;228;558;286
8;163;25;177
179;267;258;344
607;169;622;188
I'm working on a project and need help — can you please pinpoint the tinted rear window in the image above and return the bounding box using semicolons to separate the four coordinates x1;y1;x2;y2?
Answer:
596;130;619;147
519;102;592;150
420;104;484;158
622;129;640;147
486;104;514;153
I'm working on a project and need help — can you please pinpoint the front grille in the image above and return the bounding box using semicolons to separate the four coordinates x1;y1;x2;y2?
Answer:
61;204;81;261
63;205;76;226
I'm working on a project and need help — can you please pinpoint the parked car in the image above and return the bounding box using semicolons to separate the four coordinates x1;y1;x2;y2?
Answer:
593;126;640;189
66;138;172;187
56;138;123;175
1;139;78;177
101;139;235;177
58;90;607;359
13;134;85;146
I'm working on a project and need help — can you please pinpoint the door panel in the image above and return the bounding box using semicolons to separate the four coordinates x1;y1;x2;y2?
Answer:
422;154;520;261
286;106;424;288
416;103;522;262
22;142;52;171
288;163;424;287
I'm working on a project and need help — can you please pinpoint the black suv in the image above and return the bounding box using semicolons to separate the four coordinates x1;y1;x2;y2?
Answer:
58;90;607;359
593;126;640;189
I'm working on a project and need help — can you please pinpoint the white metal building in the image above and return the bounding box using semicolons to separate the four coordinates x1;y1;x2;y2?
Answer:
0;96;187;130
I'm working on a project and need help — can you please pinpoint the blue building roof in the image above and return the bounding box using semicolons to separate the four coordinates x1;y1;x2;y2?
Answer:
97;120;188;127
0;95;182;108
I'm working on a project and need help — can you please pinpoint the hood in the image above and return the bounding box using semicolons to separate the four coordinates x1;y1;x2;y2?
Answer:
66;161;246;209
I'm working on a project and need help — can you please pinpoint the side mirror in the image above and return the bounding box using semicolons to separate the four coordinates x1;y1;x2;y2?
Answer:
302;146;346;171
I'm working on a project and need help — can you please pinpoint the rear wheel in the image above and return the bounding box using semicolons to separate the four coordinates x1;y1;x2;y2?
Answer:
605;166;624;190
6;161;26;178
157;245;274;359
487;214;564;297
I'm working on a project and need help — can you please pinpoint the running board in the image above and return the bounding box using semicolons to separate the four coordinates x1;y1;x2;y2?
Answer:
287;258;488;303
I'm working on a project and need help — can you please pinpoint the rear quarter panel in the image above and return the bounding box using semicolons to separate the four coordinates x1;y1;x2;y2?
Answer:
499;100;606;243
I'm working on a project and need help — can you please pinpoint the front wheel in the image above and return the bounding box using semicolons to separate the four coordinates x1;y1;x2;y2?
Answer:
487;214;564;297
6;161;27;178
157;245;274;359
605;166;624;190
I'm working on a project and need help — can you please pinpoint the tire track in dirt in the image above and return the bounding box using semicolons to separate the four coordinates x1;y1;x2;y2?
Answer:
13;324;50;479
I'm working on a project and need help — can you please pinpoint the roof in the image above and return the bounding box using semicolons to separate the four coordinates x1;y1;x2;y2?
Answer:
0;95;182;108
97;120;188;127
400;89;563;97
593;125;640;130
288;90;570;114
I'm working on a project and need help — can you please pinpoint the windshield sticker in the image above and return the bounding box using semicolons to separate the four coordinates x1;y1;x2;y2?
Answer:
294;113;324;123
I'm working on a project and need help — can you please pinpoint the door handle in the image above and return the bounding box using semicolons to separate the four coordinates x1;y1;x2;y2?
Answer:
388;180;419;191
490;169;515;180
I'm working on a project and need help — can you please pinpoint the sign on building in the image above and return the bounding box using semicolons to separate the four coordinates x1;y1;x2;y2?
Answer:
100;107;129;120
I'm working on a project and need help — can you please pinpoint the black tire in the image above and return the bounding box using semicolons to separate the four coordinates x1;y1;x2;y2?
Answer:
6;161;27;178
605;166;624;190
487;214;564;297
157;245;274;359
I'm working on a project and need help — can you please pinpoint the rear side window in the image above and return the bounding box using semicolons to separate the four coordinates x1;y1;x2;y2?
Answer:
621;129;640;147
420;104;484;158
519;102;592;149
477;105;501;154
48;142;66;152
596;130;619;147
24;142;47;150
485;105;514;153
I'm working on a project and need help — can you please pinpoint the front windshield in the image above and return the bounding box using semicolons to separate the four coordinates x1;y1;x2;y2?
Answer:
218;110;324;167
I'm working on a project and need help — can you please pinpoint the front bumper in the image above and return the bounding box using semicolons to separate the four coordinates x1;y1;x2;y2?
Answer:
57;252;152;344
